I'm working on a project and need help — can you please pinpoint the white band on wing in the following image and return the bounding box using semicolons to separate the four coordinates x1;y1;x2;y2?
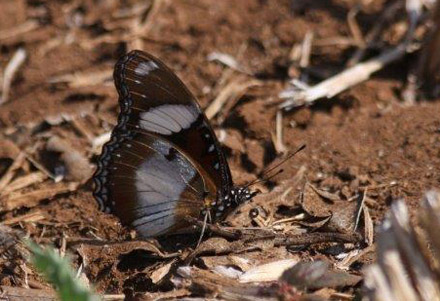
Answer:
139;104;199;135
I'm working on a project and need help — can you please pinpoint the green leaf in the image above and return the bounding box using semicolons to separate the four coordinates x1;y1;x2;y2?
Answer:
26;240;99;301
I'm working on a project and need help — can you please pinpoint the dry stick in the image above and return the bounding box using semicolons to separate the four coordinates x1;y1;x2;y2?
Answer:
205;78;242;119
2;182;79;211
113;2;150;18
0;48;26;105
400;0;425;103
347;1;404;66
2;211;45;226
205;78;260;120
0;20;39;41
184;216;242;240
210;43;249;95
1;171;47;196
280;43;412;109
207;52;252;76
48;69;113;88
0;152;26;192
71;118;95;142
217;80;262;124
273;110;287;154
336;244;375;270
314;37;357;47
299;31;314;69
102;294;125;300
347;4;365;49
186;215;361;245
246;232;362;247
0;286;56;301
354;188;367;232
416;0;440;95
130;0;167;49
25;154;62;182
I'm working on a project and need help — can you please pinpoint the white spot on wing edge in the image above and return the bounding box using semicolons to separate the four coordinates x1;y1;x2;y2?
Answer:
134;61;159;76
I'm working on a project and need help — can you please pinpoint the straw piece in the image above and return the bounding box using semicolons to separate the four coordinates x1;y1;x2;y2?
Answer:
0;48;27;105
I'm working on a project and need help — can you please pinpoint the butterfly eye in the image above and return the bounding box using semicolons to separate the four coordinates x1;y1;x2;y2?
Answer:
249;208;259;218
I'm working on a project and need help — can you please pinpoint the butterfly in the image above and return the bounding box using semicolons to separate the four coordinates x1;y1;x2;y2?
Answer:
93;50;256;238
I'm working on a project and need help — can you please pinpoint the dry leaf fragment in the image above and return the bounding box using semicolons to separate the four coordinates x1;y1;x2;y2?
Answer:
239;259;299;283
281;261;362;291
150;259;176;284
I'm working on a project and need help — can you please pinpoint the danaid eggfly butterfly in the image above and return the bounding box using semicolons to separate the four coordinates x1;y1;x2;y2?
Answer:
93;50;256;238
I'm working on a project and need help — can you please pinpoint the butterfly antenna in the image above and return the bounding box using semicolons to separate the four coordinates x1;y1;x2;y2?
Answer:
245;168;284;188
245;144;306;188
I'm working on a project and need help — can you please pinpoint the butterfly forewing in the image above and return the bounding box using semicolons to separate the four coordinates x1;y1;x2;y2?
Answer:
114;51;232;192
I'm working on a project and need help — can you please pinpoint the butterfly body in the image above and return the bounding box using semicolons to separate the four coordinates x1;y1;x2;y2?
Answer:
93;50;254;237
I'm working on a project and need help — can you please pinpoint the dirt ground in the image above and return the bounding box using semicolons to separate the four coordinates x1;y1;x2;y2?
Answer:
0;0;439;299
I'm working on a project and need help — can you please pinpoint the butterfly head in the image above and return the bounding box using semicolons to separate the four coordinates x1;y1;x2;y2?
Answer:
202;186;257;220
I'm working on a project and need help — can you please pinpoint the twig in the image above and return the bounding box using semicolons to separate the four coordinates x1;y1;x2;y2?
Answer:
207;51;252;75
102;294;126;300
273;110;287;154
248;231;359;245
314;36;357;47
1;171;47;196
354;188;367;231
0;20;39;41
0;48;26;105
280;43;415;109
363;202;374;246
347;1;404;66
184;216;242;240
129;0;168;49
1;182;79;212
0;152;26;192
205;78;260;120
2;211;45;226
0;286;56;300
25;154;63;182
271;232;362;246
48;69;112;87
347;4;365;48
70;118;96;142
415;0;440;96
299;31;314;69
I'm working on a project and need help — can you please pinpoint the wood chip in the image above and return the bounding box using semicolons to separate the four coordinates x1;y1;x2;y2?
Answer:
0;182;79;212
0;286;55;301
150;259;176;284
239;259;299;283
2;210;45;225
1;171;47;196
48;69;112;87
0;152;26;191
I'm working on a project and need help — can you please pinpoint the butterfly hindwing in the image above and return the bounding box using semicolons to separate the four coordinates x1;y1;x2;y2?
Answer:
96;130;207;237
